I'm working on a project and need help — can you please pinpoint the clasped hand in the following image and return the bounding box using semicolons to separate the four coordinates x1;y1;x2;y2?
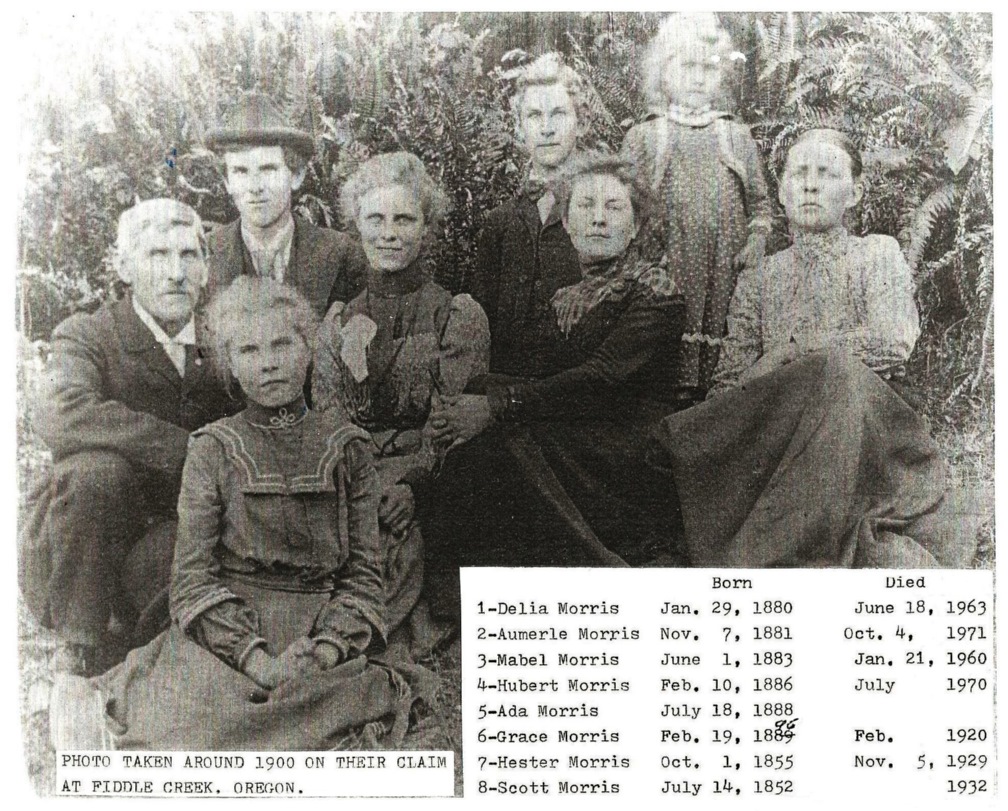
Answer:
739;342;802;386
380;483;414;536
429;394;493;450
244;636;342;690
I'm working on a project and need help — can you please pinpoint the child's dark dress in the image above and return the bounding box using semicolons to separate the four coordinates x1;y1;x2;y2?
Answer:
95;405;413;750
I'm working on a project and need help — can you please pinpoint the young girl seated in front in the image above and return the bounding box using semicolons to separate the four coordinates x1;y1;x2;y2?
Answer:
96;277;410;750
622;12;771;403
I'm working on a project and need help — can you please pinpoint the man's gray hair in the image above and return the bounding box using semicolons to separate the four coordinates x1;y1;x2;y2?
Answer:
113;199;207;281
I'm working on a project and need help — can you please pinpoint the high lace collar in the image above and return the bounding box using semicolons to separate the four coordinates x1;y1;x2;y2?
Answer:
367;258;428;298
791;226;851;267
243;394;308;429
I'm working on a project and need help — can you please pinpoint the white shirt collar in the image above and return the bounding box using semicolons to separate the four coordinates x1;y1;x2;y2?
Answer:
131;296;195;344
241;214;296;280
132;297;195;377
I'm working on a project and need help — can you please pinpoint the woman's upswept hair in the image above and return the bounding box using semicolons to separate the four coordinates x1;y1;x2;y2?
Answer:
340;151;449;236
206;276;320;387
641;13;735;111
509;53;591;132
554;152;658;226
786;128;864;180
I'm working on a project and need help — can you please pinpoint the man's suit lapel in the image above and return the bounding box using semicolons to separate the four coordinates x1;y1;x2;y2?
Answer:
215;220;247;283
285;216;317;292
114;296;182;391
182;343;211;397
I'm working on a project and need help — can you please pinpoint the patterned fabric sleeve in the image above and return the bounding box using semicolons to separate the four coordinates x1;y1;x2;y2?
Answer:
796;236;921;370
171;433;267;669
397;294;492;491
843;235;920;369
313;438;386;658
311;301;369;421
709;263;765;396
311;301;347;414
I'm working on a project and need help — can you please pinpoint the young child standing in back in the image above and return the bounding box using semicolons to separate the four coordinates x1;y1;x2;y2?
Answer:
622;12;772;404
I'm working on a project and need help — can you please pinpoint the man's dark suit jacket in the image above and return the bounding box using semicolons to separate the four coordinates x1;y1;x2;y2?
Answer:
204;216;368;318
36;294;239;475
20;294;240;628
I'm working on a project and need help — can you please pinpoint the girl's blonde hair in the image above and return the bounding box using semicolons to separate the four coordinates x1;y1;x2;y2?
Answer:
641;13;735;111
206;277;320;387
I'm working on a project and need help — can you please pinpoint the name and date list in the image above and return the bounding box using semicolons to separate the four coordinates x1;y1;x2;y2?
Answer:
460;569;996;802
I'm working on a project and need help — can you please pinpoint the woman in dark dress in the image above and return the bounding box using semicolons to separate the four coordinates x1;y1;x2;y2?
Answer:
312;152;490;651
426;154;686;582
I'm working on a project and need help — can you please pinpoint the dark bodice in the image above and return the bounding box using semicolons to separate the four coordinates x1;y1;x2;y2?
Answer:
486;257;685;423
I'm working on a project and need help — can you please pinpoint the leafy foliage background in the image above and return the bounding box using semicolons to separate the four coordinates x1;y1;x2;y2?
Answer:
18;11;993;406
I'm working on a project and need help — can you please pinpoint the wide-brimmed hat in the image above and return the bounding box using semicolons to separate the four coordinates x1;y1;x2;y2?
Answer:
205;92;314;157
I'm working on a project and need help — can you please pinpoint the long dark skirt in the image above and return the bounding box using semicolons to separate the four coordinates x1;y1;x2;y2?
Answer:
422;404;683;617
94;578;414;750
652;350;970;568
424;350;969;595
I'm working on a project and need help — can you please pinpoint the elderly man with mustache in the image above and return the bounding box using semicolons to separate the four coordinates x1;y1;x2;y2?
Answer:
20;199;241;678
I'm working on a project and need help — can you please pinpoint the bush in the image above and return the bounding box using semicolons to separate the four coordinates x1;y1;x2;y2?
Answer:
18;11;992;404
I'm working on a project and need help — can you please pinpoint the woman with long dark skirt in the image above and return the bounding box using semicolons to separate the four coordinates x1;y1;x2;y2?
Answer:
651;128;968;568
424;154;687;606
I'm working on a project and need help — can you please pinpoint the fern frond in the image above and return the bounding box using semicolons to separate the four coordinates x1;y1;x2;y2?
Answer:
904;183;957;271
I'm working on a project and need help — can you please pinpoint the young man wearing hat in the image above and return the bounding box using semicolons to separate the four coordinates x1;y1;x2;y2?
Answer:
204;93;367;319
20;200;241;677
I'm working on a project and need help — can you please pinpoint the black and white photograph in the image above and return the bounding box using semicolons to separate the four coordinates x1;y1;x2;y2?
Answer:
11;7;995;802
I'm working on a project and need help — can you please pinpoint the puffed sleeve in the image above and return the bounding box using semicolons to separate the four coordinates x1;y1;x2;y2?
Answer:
312;438;385;659
170;433;267;670
313;301;372;423
437;294;491;396
395;294;491;491
843;235;920;369
709;262;764;396
311;301;348;414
